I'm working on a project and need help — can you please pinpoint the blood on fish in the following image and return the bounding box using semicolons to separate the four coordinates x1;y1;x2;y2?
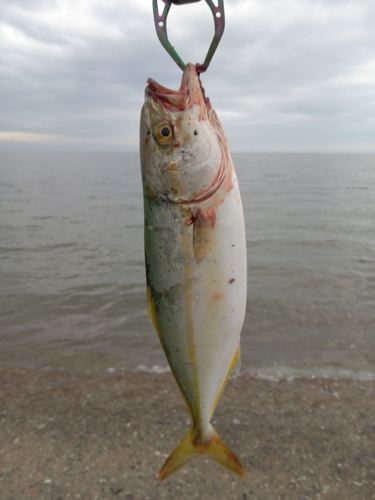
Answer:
204;207;216;228
185;214;196;226
194;208;216;229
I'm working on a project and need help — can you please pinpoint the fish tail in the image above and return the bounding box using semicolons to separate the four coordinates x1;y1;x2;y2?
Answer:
159;424;245;480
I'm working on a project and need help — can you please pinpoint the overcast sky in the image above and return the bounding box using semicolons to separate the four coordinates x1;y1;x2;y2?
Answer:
1;0;374;152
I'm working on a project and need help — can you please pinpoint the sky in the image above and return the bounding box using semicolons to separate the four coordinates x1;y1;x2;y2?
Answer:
1;0;374;152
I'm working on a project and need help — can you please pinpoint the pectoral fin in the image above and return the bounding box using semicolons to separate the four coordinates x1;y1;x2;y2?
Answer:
193;210;216;264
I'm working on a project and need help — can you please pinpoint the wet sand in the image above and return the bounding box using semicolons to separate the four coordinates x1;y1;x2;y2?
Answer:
1;367;375;500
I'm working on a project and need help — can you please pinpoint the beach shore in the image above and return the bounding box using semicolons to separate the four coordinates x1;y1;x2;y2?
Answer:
1;367;374;500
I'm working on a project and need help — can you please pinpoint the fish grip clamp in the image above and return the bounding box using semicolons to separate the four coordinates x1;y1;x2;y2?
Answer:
152;0;225;73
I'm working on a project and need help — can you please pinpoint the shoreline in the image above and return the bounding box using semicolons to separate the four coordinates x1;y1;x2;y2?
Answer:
1;367;375;499
3;359;375;382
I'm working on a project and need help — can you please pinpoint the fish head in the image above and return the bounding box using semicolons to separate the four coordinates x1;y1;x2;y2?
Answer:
140;63;227;204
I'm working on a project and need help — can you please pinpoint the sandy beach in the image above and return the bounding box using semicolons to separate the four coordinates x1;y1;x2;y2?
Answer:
1;367;374;500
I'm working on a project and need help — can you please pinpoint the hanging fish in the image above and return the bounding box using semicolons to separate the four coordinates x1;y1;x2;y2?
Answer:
139;63;247;480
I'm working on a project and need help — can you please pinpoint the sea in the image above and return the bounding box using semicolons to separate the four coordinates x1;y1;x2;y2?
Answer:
1;151;375;379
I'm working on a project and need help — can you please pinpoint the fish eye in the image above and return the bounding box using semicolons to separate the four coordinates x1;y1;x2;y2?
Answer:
155;121;173;145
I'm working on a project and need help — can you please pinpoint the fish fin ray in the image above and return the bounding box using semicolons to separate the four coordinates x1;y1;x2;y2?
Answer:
208;427;245;479
147;285;162;342
229;344;241;377
209;344;241;419
159;424;245;480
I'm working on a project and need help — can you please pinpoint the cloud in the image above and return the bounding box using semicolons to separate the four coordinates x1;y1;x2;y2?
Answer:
0;131;64;143
0;0;374;151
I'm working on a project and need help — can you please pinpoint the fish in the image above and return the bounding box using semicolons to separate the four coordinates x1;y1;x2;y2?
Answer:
139;63;247;480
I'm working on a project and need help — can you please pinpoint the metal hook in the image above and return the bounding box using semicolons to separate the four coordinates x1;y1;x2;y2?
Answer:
152;0;225;73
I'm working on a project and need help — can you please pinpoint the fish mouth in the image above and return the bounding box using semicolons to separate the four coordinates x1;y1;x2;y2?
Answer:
146;63;211;117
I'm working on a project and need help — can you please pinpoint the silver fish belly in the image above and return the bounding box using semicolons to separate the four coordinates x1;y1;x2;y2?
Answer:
140;63;247;480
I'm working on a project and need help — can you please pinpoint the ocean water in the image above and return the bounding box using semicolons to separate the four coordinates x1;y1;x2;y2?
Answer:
1;151;375;378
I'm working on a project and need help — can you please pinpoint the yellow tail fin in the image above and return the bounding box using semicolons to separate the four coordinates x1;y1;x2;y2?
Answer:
159;424;245;480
